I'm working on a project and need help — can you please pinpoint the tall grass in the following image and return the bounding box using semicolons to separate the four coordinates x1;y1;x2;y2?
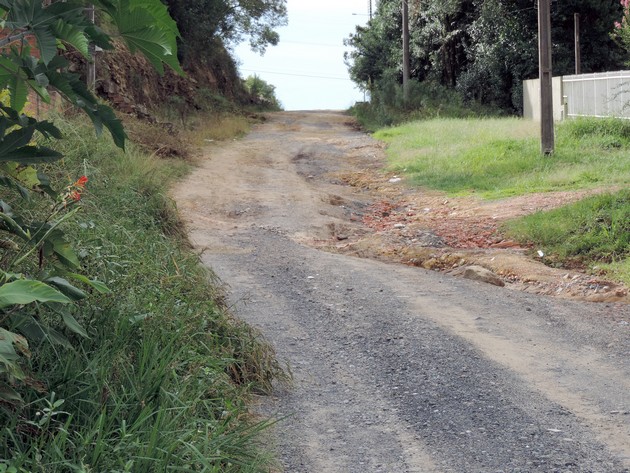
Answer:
375;117;630;198
1;115;284;472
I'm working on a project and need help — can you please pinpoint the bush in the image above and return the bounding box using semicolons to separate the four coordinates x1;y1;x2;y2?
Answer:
349;77;501;131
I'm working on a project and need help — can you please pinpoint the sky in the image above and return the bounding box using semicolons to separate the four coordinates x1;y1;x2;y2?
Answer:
234;0;372;111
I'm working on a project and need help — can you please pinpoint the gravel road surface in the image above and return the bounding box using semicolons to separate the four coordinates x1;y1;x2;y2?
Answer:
173;111;630;472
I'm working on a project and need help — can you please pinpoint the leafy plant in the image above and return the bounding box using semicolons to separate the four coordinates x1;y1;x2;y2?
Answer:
244;74;281;110
0;0;181;403
0;114;284;471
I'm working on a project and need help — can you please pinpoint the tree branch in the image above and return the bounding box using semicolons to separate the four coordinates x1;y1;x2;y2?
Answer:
0;30;31;49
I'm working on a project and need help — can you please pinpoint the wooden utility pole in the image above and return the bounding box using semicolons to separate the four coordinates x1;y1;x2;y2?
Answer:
368;0;373;20
402;0;410;102
538;0;554;154
87;4;96;91
574;13;581;75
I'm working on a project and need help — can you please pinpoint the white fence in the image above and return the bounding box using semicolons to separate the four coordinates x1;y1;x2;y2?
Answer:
523;70;630;121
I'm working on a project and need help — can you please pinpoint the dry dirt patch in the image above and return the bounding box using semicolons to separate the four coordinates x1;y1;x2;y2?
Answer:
312;167;629;303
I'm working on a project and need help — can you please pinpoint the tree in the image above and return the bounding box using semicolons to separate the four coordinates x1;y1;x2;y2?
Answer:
408;0;475;87
0;0;181;403
344;0;626;114
551;0;624;76
244;74;281;109
344;0;403;90
613;0;630;62
457;0;538;112
165;0;288;57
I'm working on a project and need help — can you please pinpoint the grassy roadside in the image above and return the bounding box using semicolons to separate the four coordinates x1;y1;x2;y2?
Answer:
374;116;630;284
375;117;630;199
1;113;283;472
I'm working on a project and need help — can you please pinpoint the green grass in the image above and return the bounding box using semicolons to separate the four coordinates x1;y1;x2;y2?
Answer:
374;115;630;283
1;115;284;472
375;117;630;198
504;190;630;266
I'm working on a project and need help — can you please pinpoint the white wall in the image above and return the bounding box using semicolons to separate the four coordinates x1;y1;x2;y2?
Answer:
524;71;630;121
523;76;564;121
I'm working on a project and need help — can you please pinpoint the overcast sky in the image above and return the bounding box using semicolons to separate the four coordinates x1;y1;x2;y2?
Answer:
234;0;371;110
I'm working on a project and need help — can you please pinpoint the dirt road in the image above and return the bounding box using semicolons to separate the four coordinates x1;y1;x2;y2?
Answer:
173;111;630;472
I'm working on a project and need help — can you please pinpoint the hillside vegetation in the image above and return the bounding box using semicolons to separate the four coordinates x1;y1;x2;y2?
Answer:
1;113;284;471
345;0;627;120
0;0;288;470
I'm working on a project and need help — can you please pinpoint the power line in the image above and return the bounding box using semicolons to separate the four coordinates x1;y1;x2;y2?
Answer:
280;40;345;48
240;68;352;81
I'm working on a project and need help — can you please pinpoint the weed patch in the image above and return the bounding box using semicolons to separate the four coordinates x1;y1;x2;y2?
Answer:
504;190;630;281
0;115;284;472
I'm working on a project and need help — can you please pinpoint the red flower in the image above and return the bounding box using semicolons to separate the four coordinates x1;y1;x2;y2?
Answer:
75;176;88;187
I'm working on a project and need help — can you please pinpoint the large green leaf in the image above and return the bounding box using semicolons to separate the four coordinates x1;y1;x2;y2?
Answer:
0;126;35;156
51;19;89;57
1;162;40;190
0;210;30;240
0;328;30;359
0;145;63;165
84;24;113;50
10;313;72;348
0;163;36;198
0;109;62;139
90;104;126;149
0;383;22;402
44;69;126;147
0;279;72;308
44;276;86;301
104;0;183;75
44;230;81;269
0;56;18;90
61;311;88;338
0;331;20;362
129;0;179;38
67;273;111;294
8;70;28;112
3;0;37;29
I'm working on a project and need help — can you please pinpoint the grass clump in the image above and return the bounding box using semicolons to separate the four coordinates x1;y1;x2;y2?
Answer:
504;190;630;283
0;115;284;472
182;113;252;146
375;116;630;198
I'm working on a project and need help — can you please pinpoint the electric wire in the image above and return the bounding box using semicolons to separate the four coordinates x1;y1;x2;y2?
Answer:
239;68;352;81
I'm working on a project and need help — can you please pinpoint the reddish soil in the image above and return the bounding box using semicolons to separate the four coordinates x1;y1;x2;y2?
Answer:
326;169;629;303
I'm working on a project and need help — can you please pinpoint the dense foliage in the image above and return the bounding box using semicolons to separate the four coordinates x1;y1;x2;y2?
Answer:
244;74;281;109
0;0;285;470
164;0;287;66
0;0;182;405
345;0;626;114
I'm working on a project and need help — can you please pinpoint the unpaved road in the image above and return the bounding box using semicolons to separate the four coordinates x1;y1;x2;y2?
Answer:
173;111;630;472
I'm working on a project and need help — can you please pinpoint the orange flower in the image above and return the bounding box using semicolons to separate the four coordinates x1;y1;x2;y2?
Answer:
58;175;88;207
